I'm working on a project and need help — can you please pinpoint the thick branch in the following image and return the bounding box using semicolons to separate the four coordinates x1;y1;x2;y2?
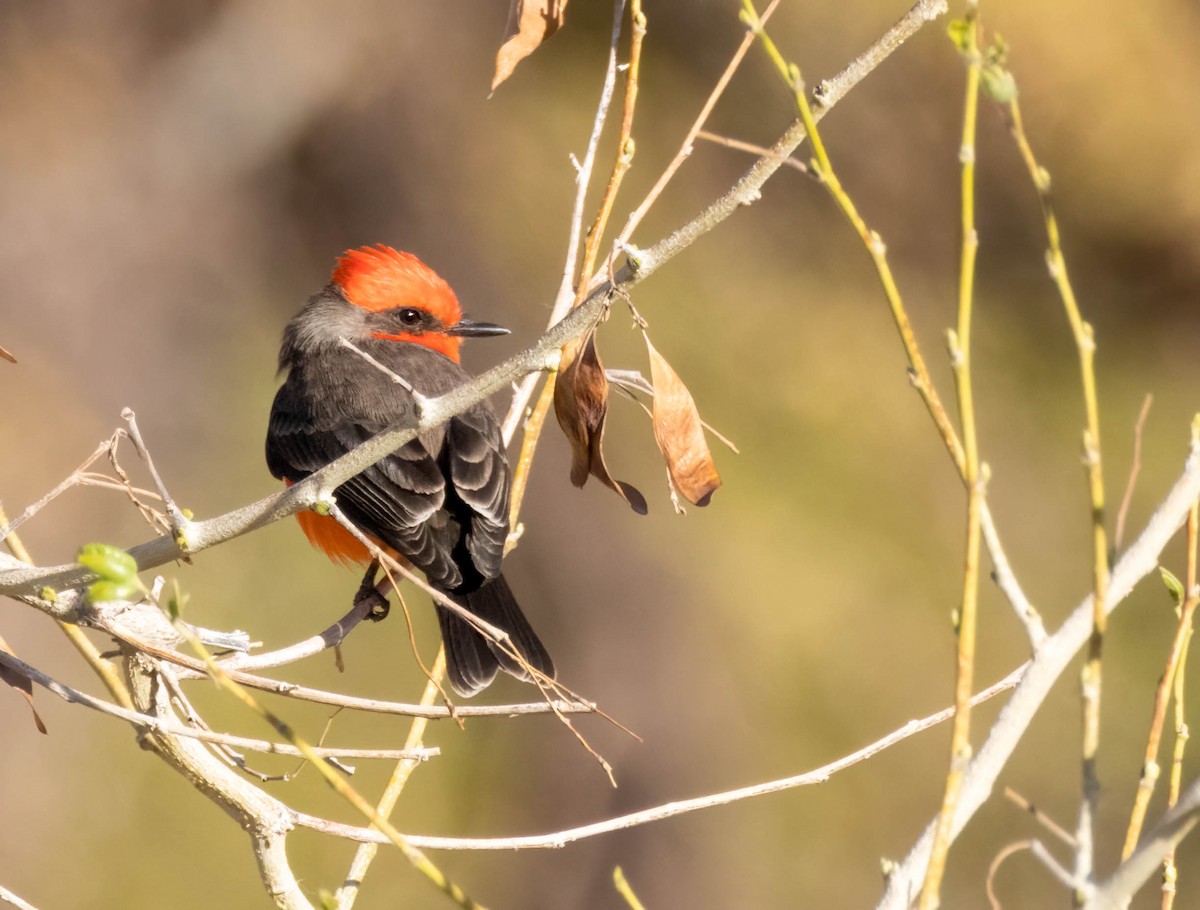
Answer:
123;654;312;910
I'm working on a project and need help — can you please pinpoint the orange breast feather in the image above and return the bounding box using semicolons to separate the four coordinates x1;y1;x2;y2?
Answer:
295;509;374;566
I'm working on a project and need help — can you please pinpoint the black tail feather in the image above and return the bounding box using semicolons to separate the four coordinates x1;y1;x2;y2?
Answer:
436;575;555;697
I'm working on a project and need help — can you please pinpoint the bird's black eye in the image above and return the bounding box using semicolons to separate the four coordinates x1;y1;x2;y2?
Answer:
396;308;423;326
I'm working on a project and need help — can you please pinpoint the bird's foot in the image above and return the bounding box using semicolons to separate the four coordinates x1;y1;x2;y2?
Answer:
355;584;391;622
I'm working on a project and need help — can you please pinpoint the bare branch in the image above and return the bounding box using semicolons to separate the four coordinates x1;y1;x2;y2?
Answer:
1082;774;1200;910
983;508;1046;647
124;654;313;909
878;440;1200;909
292;666;1023;850
118;627;598;718
1114;393;1154;551
0;884;40;910
185;599;372;676
811;0;947;111
0;646;436;762
0;439;114;542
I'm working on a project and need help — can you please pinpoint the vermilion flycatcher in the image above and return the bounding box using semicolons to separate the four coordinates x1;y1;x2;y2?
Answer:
265;245;554;696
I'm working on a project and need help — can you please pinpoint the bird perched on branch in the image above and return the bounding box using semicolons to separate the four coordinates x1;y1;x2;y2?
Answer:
265;244;554;696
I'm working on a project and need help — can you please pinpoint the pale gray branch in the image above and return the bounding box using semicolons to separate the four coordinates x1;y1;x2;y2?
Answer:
180;598;372;677
292;666;1023;850
878;440;1200;909
123;654;313;910
0;884;40;910
102;621;598;718
982;507;1046;646
811;0;947;111
0;647;435;762
1081;775;1200;910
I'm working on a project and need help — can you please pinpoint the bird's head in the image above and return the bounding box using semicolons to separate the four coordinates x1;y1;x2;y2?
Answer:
332;245;508;363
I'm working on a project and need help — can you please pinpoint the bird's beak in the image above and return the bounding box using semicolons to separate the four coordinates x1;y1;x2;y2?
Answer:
447;317;510;338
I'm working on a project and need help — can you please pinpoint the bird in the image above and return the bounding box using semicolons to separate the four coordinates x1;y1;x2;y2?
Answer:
265;244;554;696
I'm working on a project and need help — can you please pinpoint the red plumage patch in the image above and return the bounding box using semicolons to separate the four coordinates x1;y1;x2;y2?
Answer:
333;244;462;323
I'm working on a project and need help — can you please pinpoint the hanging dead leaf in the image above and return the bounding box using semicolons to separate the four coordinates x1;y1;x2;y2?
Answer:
553;329;647;514
0;633;47;734
645;335;722;507
0;343;15;363
492;0;569;92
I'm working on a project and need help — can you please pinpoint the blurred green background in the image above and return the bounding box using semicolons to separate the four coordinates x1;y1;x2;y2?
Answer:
3;1;1200;907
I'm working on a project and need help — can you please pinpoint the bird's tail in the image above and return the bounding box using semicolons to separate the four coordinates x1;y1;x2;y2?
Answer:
436;574;555;697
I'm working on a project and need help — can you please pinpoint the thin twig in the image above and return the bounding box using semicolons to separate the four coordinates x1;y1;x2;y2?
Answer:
336;649;448;910
986;837;1078;909
1122;580;1200;858
1115;393;1154;552
694;129;811;174
0;504;137;713
1004;786;1077;848
175;621;486;909
506;0;646;535
983;507;1046;647
122;409;181;524
877;438;1200;908
1002;86;1112;881
121;626;597;717
0;439;113;542
921;9;984;903
189;598;373;676
0;647;435;761
987;840;1033;910
1083;773;1200;910
506;378;556;539
579;0;644;288
1162;498;1199;909
500;0;629;445
294;666;1024;850
738;1;1043;657
616;0;783;244
613;867;648;910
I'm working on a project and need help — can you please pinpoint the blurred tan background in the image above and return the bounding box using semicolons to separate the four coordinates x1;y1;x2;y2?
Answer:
3;1;1200;907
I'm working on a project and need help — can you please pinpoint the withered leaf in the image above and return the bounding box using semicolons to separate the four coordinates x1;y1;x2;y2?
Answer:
645;335;722;507
0;633;48;734
553;329;647;514
0;343;15;363
493;0;569;92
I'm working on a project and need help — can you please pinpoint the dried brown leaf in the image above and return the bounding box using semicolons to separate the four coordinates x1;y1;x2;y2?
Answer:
553;329;647;514
0;343;15;363
645;335;722;507
0;633;48;734
493;0;569;92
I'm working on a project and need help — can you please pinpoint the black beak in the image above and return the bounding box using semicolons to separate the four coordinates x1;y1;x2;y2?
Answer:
447;317;510;338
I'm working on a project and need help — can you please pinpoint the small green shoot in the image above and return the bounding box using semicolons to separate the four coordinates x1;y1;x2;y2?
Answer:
77;543;147;603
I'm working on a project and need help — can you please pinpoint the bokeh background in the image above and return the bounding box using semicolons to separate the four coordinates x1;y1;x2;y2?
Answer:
3;1;1200;907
